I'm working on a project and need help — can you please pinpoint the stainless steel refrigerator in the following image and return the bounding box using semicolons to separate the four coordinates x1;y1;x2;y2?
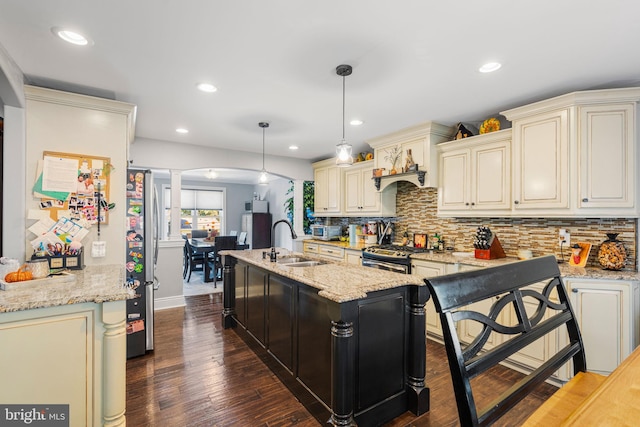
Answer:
125;169;159;358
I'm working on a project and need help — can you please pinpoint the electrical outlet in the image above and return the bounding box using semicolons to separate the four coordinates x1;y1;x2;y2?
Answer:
558;229;570;247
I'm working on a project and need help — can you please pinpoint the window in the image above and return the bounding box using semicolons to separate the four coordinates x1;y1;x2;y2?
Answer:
164;187;225;237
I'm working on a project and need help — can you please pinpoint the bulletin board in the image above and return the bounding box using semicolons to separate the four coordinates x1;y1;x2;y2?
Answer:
36;151;113;224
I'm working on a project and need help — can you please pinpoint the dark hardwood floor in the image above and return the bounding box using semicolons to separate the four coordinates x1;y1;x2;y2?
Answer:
126;293;557;426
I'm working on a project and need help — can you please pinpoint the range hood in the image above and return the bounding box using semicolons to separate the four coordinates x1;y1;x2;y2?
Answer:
366;121;453;192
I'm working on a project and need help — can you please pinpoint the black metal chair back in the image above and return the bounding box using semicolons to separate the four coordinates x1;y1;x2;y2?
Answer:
424;255;587;427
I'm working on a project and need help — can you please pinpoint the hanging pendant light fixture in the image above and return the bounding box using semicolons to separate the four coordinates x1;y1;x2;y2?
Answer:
258;122;269;185
335;64;354;167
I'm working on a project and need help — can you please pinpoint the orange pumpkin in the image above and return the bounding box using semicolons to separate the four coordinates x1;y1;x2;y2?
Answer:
4;264;33;283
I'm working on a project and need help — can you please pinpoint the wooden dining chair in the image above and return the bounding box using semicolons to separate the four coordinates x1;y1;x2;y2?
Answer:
424;255;604;427
185;239;206;282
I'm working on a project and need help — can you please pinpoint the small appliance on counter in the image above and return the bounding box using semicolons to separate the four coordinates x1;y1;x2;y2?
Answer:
311;224;342;241
245;199;269;213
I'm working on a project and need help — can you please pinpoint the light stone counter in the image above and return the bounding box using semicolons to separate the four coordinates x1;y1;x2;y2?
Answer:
409;251;640;281
0;264;132;313
222;249;424;303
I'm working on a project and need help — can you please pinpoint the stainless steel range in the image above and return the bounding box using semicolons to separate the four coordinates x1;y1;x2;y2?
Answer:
362;245;427;274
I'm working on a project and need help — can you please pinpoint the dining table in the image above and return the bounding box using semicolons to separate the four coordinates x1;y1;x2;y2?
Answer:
190;238;216;282
190;238;250;283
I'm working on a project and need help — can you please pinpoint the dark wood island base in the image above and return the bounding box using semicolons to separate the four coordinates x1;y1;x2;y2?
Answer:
221;254;430;426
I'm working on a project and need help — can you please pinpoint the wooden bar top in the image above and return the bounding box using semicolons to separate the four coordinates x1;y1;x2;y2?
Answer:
561;345;640;426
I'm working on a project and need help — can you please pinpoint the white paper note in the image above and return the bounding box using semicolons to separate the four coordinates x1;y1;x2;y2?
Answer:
42;156;78;193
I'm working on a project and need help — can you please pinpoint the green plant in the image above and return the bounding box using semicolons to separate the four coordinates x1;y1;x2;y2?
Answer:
284;180;315;234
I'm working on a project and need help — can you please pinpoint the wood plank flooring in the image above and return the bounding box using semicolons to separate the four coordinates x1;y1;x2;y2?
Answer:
126;294;557;426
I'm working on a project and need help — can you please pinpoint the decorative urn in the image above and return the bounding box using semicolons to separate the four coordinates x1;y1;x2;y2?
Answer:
597;233;627;270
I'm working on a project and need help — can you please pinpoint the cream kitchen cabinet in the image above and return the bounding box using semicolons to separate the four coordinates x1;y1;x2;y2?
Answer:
437;130;511;216
303;241;345;261
564;278;640;376
344;160;396;216
412;259;448;340
502;87;640;217
344;248;363;265
366;121;452;191
577;103;637;213
313;158;342;214
511;108;570;211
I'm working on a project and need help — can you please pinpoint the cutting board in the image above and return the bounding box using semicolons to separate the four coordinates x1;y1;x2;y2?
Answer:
0;272;76;291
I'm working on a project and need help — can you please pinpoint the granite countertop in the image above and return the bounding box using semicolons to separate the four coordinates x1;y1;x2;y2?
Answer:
307;239;640;281
0;264;133;313
409;251;640;281
222;249;424;303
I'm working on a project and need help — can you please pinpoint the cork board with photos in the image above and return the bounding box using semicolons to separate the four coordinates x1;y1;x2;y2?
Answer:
37;151;112;224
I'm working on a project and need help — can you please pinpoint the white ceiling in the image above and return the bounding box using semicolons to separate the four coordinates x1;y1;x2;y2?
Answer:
1;0;640;167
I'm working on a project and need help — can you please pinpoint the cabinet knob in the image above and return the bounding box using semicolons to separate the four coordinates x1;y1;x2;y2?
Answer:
582;198;589;202
465;202;470;206
514;200;519;205
572;288;578;293
471;202;475;206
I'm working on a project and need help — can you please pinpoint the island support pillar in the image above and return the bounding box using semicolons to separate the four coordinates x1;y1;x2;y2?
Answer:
330;319;356;427
407;285;430;415
222;255;237;328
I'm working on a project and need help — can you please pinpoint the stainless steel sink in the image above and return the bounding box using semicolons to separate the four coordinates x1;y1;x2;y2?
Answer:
280;260;324;268
276;257;309;264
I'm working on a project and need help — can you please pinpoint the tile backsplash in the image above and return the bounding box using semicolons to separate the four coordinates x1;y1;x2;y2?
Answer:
329;182;638;271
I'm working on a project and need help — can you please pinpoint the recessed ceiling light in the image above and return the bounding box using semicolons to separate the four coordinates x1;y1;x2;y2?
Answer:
479;62;502;73
289;145;299;150
350;119;364;126
51;27;90;46
176;128;189;134
197;83;217;93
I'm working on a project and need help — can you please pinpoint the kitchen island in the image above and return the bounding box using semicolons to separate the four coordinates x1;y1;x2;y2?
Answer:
0;265;131;427
221;249;429;426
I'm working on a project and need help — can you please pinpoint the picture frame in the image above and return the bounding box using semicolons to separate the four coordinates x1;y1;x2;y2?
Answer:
413;233;427;248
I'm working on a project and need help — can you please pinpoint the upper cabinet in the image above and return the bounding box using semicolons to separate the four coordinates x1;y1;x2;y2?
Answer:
313;159;396;217
366;121;453;191
511;108;569;211
344;161;396;215
438;130;511;216
501;87;640;218
577;103;636;212
313;159;342;214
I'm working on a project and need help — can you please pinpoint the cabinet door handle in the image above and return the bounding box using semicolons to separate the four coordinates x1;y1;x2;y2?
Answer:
471;202;475;206
582;198;589;202
514;200;519;205
572;288;578;293
465;202;470;206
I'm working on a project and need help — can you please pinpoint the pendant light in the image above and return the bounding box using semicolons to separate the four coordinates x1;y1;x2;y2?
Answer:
258;122;269;185
335;64;354;167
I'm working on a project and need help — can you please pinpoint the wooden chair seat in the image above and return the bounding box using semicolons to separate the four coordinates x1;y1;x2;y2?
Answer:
522;371;606;426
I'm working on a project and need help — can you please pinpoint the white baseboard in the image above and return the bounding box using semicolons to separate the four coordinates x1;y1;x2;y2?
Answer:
154;295;186;310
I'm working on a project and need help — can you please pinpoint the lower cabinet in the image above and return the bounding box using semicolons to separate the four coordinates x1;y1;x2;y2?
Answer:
268;274;295;371
412;259;447;339
564;278;640;376
246;265;267;345
344;248;363;265
0;301;127;427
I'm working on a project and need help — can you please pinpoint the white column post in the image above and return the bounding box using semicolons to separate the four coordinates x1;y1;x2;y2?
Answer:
169;170;182;240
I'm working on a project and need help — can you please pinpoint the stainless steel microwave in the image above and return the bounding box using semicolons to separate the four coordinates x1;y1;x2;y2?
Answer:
310;225;342;241
245;200;269;213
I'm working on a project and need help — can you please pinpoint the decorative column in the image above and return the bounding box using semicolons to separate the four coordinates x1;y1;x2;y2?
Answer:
222;256;237;329
168;170;182;240
407;285;430;415
102;301;127;427
330;320;356;427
